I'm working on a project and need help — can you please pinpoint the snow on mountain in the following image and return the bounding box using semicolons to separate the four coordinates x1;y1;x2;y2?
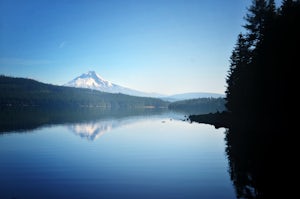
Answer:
64;71;162;97
64;71;225;100
65;71;114;90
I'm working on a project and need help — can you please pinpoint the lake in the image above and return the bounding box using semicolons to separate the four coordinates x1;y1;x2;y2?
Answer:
0;109;235;199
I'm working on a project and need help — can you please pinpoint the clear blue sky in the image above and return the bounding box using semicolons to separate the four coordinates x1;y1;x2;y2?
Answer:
0;0;276;95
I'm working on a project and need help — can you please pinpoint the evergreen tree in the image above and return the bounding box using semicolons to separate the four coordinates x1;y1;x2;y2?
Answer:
225;34;250;114
244;0;268;48
265;0;277;26
224;1;300;197
281;0;294;14
267;0;276;14
226;0;280;124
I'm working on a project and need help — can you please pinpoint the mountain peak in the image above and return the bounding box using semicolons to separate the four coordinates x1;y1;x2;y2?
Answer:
80;71;105;81
85;71;98;77
65;71;113;90
87;70;96;74
64;71;223;99
64;71;161;97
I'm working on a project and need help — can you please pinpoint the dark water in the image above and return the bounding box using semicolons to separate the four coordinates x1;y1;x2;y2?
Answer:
0;109;235;199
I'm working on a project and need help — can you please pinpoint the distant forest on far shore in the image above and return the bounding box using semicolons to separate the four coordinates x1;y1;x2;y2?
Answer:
0;75;226;114
0;75;168;109
168;97;225;114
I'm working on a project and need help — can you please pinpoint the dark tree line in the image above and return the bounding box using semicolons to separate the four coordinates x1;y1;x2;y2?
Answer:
0;107;166;134
225;0;300;198
226;0;300;129
0;75;169;109
168;97;226;115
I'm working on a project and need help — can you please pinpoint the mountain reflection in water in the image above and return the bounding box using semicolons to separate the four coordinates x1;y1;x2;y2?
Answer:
69;118;139;141
0;107;168;134
70;121;112;140
0;108;235;199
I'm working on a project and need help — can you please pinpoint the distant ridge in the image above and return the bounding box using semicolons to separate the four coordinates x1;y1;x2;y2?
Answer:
65;71;225;101
163;92;225;102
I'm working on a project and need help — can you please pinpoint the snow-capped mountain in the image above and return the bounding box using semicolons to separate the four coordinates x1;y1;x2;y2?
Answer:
66;71;113;89
65;71;118;92
64;71;162;97
65;71;225;100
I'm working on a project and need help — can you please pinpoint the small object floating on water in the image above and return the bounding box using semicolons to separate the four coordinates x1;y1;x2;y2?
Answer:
162;120;166;123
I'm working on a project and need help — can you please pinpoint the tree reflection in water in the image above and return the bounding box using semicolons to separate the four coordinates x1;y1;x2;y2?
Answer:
225;123;288;199
0;107;166;134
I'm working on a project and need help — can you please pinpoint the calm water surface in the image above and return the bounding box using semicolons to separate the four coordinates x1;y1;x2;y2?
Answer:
0;111;235;199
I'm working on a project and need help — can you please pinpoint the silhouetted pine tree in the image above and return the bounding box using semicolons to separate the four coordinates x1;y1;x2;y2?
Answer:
265;0;277;28
226;34;250;117
225;0;284;127
244;0;268;49
225;1;300;198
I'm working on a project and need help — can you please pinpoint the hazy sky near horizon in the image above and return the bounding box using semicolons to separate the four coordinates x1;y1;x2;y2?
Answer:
0;0;275;95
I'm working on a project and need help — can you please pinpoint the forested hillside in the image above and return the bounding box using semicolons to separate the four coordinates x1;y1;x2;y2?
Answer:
168;97;225;114
0;76;168;109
